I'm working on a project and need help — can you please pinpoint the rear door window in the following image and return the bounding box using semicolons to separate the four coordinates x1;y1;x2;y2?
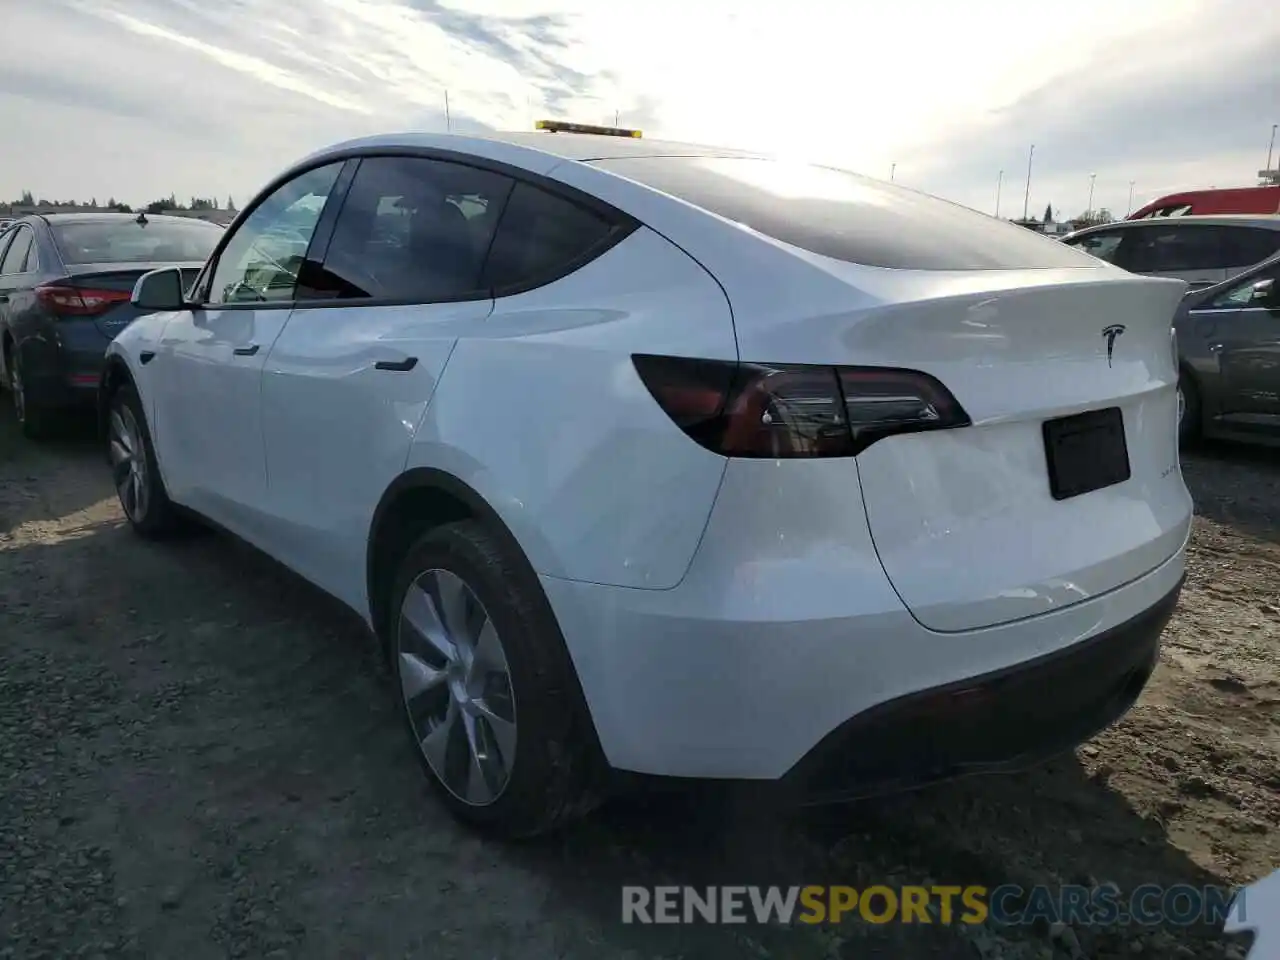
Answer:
1125;225;1226;273
1222;227;1280;269
302;156;514;302
480;182;619;293
590;155;1099;270
0;227;33;275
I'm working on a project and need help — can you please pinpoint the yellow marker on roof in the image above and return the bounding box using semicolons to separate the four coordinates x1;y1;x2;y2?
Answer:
535;119;642;138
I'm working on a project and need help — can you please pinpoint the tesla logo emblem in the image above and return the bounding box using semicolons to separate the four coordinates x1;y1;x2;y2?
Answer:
1102;324;1126;367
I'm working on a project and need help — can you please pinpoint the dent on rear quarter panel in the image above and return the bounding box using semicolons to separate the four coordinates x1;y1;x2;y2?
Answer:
404;226;737;590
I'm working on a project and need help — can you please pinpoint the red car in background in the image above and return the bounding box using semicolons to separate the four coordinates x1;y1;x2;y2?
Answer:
1130;185;1280;219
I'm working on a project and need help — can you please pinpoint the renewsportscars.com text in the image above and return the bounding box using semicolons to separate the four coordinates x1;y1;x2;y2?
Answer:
621;884;1240;927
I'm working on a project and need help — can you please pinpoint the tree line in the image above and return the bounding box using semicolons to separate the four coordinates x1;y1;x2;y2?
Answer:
5;190;237;215
1011;203;1115;228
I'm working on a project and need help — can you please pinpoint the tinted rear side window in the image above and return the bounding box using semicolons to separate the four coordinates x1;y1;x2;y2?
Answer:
481;182;619;292
1224;227;1280;268
1124;226;1226;273
591;156;1098;270
51;219;222;264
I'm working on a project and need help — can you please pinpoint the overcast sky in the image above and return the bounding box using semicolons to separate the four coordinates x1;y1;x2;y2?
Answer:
1;0;1276;218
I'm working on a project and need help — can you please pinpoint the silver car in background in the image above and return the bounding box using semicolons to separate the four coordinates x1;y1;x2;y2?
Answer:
1064;215;1280;291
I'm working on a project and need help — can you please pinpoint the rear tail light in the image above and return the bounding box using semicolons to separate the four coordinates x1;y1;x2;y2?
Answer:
632;354;970;458
35;285;131;317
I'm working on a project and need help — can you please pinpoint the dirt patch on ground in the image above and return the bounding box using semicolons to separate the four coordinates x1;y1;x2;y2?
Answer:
0;410;1274;960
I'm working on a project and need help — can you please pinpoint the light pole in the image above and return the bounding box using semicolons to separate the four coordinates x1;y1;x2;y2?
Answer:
1022;144;1034;221
1268;124;1278;177
890;162;896;182
1127;180;1135;217
1087;173;1096;219
996;169;1004;218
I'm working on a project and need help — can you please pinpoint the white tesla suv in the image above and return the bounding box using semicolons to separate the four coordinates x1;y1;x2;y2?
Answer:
100;129;1193;837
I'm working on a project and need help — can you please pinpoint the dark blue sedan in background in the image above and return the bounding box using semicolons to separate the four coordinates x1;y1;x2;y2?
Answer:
0;213;221;438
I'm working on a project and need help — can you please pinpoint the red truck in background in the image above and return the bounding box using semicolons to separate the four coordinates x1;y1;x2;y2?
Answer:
1129;185;1280;219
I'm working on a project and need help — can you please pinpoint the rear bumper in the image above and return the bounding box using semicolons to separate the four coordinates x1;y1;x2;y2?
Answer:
543;533;1187;782
781;574;1181;803
17;322;110;409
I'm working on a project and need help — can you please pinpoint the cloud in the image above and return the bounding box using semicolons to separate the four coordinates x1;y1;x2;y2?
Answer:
100;9;372;114
905;3;1280;217
0;0;1275;217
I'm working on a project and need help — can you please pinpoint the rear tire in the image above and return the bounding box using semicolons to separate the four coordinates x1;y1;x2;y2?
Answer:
1177;371;1201;447
386;520;604;839
107;383;184;539
7;346;56;440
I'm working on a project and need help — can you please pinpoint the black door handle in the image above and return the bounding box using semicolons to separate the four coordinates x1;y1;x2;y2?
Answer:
374;357;418;372
233;344;260;356
139;350;156;365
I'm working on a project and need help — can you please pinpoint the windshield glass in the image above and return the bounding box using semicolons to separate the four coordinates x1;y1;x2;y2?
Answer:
51;219;222;265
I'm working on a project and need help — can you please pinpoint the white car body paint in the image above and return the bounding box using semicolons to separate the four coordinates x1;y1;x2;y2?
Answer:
1228;867;1280;960
260;297;491;612
108;129;1193;782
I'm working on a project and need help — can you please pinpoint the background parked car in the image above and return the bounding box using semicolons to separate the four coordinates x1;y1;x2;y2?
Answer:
1062;215;1280;291
0;212;221;438
1174;249;1280;446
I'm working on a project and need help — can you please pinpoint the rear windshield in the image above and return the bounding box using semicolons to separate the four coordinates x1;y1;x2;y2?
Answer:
591;156;1098;271
51;219;223;265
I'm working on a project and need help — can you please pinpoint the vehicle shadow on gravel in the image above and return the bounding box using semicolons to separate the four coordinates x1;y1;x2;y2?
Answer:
0;405;109;530
511;756;1238;959
0;456;1252;959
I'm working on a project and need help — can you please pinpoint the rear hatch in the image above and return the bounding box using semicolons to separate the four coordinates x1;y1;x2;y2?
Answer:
61;262;204;337
755;265;1190;633
585;153;1192;632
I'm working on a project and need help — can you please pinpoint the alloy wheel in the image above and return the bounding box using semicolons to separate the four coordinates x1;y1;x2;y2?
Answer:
108;405;150;522
397;568;517;806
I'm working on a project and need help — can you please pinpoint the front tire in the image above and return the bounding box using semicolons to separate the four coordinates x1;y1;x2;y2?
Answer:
387;521;603;838
107;383;183;538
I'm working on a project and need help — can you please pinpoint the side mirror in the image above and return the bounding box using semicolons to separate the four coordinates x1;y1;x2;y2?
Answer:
131;267;186;312
1250;277;1276;305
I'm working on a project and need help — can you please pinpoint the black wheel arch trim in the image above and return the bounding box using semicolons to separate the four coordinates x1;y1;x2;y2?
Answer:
367;466;611;771
367;467;539;634
97;354;137;462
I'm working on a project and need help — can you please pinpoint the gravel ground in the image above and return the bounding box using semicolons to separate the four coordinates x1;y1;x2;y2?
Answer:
0;408;1274;960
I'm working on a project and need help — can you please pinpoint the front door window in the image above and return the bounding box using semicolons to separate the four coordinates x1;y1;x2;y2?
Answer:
205;163;344;305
